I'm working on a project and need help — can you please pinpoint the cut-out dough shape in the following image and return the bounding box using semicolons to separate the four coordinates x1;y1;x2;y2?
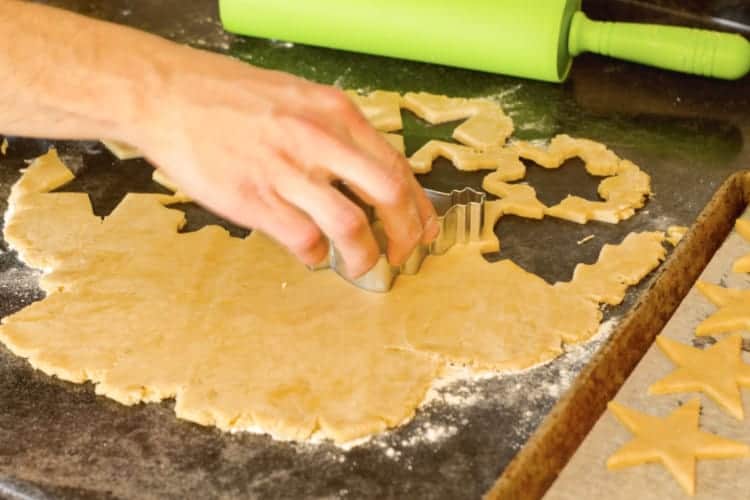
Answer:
607;398;749;496
695;282;750;336
408;140;525;175
734;219;750;273
649;335;750;420
101;140;142;160
401;92;513;149
346;90;403;133
0;149;667;443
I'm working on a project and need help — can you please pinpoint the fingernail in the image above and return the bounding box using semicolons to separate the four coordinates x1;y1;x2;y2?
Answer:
309;239;330;266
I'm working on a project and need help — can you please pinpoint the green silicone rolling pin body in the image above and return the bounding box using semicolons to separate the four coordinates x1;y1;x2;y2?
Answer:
219;0;750;82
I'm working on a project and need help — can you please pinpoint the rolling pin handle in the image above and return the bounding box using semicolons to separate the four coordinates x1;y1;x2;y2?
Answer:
568;11;750;80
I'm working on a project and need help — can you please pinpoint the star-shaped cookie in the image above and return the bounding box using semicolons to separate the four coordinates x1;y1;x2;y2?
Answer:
735;219;750;273
607;399;749;495
649;335;750;419
695;281;750;336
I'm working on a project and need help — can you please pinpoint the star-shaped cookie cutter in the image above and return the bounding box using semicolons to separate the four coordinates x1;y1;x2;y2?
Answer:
312;186;486;292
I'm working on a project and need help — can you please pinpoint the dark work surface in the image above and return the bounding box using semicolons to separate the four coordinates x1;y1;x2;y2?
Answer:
1;1;749;499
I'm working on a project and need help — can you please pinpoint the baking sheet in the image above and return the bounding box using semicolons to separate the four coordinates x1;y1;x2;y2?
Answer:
0;1;748;498
546;205;750;500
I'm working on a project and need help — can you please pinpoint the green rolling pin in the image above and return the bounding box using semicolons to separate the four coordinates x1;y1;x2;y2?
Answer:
218;0;750;82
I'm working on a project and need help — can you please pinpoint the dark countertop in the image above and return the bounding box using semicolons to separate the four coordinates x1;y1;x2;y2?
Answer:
0;1;748;499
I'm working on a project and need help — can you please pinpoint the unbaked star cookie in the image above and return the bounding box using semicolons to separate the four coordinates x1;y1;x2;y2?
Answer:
649;335;750;419
695;282;750;336
607;399;749;495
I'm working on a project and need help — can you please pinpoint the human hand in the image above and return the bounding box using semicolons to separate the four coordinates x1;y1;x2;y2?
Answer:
130;48;439;277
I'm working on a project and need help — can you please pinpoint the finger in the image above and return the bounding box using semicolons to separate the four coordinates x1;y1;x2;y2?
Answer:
220;180;329;266
253;193;330;266
325;88;441;244
273;156;381;278
407;176;441;244
352;125;440;244
281;122;425;265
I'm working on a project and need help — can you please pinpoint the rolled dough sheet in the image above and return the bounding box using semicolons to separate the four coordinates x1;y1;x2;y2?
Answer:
1;149;667;444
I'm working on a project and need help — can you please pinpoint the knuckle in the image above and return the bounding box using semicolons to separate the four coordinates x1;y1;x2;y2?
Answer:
288;225;323;254
382;175;411;206
318;86;354;111
335;209;369;239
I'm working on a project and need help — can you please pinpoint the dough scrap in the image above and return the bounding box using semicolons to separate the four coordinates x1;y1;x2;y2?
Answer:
381;133;405;155
1;138;8;155
480;180;546;220
666;225;689;246
346;90;403;133
734;219;750;273
408;140;525;175
607;398;749;496
695;282;750;336
401;92;513;149
509;136;651;224
649;335;750;420
151;170;190;203
0;150;666;443
544;161;650;224
512;134;621;176
555;231;667;307
101;140;142;160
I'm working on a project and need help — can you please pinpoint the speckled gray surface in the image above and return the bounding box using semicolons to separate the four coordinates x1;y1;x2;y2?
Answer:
0;1;749;499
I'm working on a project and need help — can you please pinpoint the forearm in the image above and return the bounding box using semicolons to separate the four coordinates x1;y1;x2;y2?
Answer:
0;0;184;142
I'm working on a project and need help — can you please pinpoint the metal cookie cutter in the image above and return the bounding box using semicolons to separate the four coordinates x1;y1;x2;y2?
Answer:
312;186;486;292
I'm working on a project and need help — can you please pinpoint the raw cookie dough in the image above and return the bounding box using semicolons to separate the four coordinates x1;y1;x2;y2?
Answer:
346;90;403;132
101;140;143;160
734;219;750;273
409;140;524;174
401;92;513;149
512;134;621;175
666;225;689;246
152;170;190;202
695;281;750;336
607;398;749;496
555;231;666;306
381;133;405;155
510;135;651;224
649;335;750;419
479;181;546;220
0;149;667;443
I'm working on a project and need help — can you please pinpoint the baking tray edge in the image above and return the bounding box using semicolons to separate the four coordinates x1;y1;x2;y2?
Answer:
485;170;750;500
